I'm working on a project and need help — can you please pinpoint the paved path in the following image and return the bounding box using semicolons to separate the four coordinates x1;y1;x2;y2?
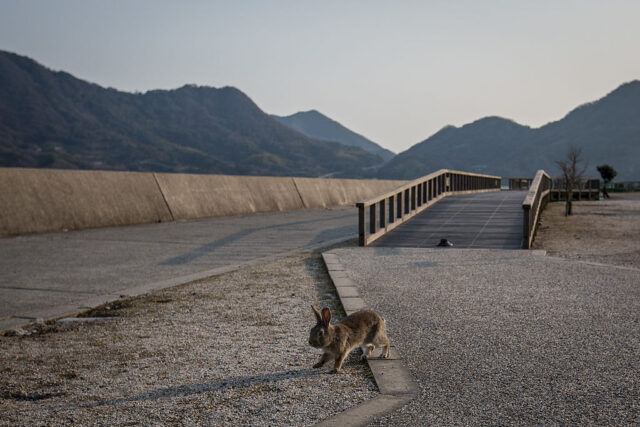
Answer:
330;247;640;425
0;207;356;331
373;191;526;249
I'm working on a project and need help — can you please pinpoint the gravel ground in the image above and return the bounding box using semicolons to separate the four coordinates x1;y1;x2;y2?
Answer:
334;248;639;425
0;243;377;426
330;196;640;425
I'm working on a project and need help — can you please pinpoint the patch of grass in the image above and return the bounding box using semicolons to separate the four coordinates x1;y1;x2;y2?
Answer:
81;298;134;318
0;320;61;337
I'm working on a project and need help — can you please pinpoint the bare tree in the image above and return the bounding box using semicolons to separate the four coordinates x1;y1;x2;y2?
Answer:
555;145;588;216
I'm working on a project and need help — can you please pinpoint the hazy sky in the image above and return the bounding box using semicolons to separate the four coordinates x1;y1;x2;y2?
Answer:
1;1;639;153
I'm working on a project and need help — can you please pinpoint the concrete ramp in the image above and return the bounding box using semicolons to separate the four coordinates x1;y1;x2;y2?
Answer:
0;168;172;236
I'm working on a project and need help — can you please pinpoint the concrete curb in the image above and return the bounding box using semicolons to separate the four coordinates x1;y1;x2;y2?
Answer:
316;252;420;426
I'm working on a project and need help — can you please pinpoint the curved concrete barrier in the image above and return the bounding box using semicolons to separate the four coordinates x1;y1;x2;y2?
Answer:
293;177;406;209
0;168;172;236
154;173;305;220
0;168;409;236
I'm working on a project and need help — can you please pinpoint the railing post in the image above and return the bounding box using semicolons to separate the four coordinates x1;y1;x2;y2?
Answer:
369;204;376;236
379;199;386;229
397;192;403;219
404;189;410;214
411;186;416;210
522;204;531;249
389;195;395;223
358;204;365;246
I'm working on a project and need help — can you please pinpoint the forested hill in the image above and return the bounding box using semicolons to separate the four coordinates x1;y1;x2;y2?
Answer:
0;50;382;177
273;110;395;162
378;81;640;181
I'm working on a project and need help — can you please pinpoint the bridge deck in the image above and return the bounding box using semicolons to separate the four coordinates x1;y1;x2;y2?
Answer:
372;191;527;249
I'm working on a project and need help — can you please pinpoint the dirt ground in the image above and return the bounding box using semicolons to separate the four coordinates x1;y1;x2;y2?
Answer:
533;193;640;269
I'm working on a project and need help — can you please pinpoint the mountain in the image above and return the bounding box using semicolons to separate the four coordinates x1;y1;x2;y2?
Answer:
0;50;382;177
272;110;395;162
378;81;640;181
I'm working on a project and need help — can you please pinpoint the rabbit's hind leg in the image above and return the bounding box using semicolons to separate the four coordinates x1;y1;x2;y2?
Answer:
360;344;375;360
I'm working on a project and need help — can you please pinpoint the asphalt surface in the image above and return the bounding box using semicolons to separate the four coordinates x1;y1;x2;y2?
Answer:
373;190;526;249
0;206;357;331
332;247;640;425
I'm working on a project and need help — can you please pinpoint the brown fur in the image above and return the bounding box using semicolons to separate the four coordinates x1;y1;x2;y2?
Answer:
308;306;390;373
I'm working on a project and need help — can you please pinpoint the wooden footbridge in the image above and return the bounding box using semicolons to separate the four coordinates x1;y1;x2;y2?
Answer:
357;169;599;249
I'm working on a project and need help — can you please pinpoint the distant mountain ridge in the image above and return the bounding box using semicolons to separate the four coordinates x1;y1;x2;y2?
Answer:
272;110;395;162
0;50;382;177
378;81;640;181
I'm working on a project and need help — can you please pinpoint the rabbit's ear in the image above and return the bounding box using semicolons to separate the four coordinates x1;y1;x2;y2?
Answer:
312;305;322;323
321;307;331;325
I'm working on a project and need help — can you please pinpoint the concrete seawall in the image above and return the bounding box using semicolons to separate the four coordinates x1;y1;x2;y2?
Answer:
0;168;173;236
0;168;405;236
155;174;305;220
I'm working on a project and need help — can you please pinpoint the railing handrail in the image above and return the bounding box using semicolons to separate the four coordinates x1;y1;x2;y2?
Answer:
522;169;551;249
523;170;550;206
357;169;501;208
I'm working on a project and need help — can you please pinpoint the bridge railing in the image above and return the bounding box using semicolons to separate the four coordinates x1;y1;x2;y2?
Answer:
522;169;551;249
356;169;501;246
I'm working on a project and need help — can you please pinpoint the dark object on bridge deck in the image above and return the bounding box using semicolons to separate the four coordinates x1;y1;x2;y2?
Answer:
437;239;454;247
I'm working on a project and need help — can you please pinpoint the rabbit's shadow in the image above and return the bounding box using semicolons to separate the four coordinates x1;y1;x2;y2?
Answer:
69;368;322;410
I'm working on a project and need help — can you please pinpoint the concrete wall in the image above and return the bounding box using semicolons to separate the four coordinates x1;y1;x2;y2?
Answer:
155;173;305;220
0;168;407;236
293;177;406;209
0;168;173;236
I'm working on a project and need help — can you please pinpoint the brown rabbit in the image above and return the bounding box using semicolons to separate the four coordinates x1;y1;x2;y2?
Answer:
308;306;390;373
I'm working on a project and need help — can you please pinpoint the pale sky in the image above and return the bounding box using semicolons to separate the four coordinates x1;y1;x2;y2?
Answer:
1;1;639;153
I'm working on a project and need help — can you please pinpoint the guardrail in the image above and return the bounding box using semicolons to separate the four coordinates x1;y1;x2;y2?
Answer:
550;178;600;201
356;169;501;246
522;170;551;249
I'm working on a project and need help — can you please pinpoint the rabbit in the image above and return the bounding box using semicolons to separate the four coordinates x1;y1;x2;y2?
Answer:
308;305;390;373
